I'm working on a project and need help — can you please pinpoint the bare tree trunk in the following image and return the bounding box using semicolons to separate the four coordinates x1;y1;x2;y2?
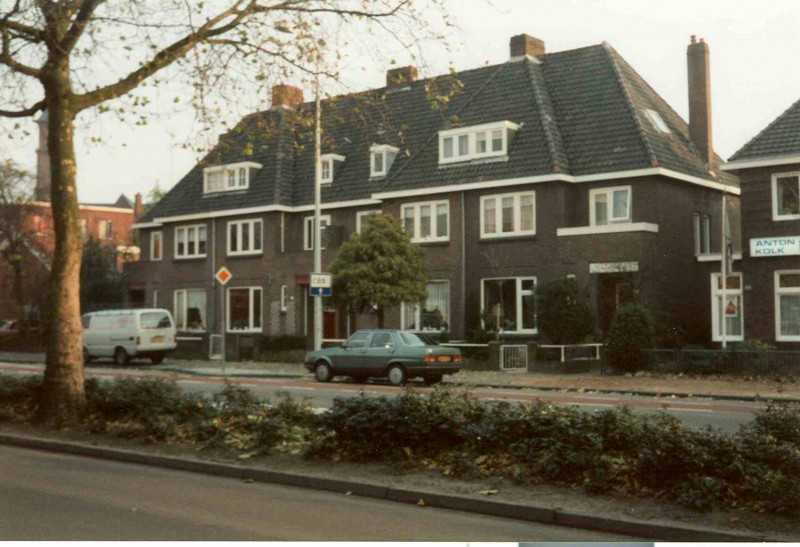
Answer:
36;72;85;425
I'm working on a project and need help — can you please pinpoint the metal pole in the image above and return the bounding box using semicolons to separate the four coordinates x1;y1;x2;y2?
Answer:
313;51;323;352
720;191;727;349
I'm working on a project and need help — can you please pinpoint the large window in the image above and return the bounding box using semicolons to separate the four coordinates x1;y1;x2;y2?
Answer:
402;281;450;332
772;173;800;220
228;219;263;256
439;121;519;164
481;191;535;238
175;224;207;258
304;215;331;251
150;231;162;261
401;200;449;243
710;273;743;342
227;287;262;332
98;219;114;240
203;162;261;194
693;213;711;255
776;271;800;341
481;277;537;334
175;289;206;331
590;186;631;226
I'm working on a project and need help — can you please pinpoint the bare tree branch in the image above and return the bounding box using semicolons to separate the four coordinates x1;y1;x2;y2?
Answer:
57;0;105;55
0;99;45;117
0;25;42;77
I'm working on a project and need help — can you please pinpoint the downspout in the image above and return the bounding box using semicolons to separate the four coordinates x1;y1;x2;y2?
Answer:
461;191;466;340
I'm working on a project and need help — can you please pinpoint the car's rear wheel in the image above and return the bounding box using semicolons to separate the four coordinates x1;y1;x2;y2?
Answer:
314;361;333;383
114;347;129;366
423;374;443;386
150;353;165;365
387;364;407;387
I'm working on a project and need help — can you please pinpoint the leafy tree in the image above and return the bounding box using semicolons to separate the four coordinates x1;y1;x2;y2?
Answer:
331;214;426;328
80;237;123;313
0;159;35;329
0;1;448;425
142;184;166;215
605;304;654;373
536;278;595;344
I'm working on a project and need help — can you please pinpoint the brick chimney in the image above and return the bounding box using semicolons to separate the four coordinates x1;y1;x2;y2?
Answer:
386;65;418;88
271;84;304;110
35;111;51;202
687;35;714;170
510;34;545;59
134;193;144;219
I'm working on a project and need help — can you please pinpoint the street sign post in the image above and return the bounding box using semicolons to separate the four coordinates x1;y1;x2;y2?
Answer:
309;272;332;297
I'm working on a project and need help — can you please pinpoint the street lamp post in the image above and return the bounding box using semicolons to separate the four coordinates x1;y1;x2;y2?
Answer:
313;56;323;351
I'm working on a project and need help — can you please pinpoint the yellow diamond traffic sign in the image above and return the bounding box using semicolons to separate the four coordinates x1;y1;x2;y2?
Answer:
215;266;232;285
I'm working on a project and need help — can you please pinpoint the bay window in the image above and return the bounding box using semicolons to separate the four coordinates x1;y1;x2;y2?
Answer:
776;271;800;341
175;224;207;258
481;277;537;334
402;281;450;332
401;200;449;243
175;289;207;331
228;218;263;256
481;191;536;238
227;287;262;332
203;162;261;194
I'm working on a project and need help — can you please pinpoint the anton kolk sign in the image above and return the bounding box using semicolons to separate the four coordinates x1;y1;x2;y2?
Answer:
750;236;800;257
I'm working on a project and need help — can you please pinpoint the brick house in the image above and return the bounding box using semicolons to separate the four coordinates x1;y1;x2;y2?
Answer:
0;112;140;322
720;97;800;348
126;34;740;359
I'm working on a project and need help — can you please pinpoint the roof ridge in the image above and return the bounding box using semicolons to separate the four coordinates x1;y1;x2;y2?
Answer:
603;43;659;168
522;58;569;174
384;62;513;184
729;95;800;161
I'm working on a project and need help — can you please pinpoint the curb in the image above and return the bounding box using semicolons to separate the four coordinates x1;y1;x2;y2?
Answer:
158;366;303;380
0;433;768;542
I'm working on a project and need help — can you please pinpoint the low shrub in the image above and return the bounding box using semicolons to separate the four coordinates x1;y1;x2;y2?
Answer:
259;336;307;353
0;375;40;421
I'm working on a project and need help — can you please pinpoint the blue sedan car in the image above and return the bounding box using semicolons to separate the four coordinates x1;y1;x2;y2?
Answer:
304;329;462;386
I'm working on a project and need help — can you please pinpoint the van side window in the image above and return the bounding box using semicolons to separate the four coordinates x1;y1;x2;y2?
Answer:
140;312;172;329
82;315;91;329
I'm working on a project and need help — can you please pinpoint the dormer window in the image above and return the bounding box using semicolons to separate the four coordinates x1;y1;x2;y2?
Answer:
320;154;345;184
439;121;519;165
370;145;398;178
203;161;262;194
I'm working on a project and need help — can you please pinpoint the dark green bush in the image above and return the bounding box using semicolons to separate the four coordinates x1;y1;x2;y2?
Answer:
605;305;654;372
0;375;40;421
259;335;307;352
748;401;800;447
536;278;596;344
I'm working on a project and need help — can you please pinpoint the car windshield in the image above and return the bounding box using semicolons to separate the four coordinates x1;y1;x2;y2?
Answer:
140;312;172;330
398;332;428;346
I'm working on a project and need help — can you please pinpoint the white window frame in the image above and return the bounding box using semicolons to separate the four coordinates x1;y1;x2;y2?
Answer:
644;109;671;134
356;210;382;234
174;288;207;331
98;219;113;240
303;214;331;251
480;276;538;334
401;200;449;243
369;144;399;178
401;280;451;332
438;121;519;165
775;270;800;342
693;213;712;255
320;154;345;184
226;286;263;333
771;172;800;221
590;185;632;226
203;161;262;194
227;218;263;256
150;231;163;261
280;285;289;313
710;273;744;342
480;191;536;238
174;224;208;259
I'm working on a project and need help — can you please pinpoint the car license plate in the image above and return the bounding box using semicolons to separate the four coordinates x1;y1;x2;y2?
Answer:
437;356;451;362
151;336;165;343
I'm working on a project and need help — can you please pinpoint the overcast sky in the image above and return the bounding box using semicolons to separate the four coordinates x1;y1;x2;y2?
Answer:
3;0;800;204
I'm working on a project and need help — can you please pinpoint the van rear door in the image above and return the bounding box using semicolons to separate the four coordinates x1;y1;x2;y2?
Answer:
138;311;173;347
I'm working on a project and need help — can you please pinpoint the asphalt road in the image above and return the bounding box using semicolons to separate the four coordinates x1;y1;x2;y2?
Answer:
0;445;637;541
0;361;765;432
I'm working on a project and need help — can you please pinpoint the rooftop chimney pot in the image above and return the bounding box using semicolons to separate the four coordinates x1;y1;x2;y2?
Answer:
386;65;418;88
271;84;304;110
510;34;545;59
687;36;715;170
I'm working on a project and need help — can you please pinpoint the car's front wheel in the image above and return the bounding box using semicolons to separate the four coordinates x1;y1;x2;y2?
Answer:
387;364;407;387
114;347;130;366
314;361;333;383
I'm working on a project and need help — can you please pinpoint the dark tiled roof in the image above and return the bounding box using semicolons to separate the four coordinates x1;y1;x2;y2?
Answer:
140;43;723;223
729;96;800;162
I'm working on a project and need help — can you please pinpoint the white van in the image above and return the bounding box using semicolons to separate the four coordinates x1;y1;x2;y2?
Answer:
82;308;177;365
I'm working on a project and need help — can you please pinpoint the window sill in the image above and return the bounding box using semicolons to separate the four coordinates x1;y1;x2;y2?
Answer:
696;253;743;262
438;155;509;168
227;329;262;334
557;222;658;237
712;336;744;343
174;255;207;261
773;214;800;221
228;251;264;258
777;335;800;342
479;233;536;242
413;239;450;246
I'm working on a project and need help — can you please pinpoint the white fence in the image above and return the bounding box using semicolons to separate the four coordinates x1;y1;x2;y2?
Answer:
500;344;528;370
538;343;602;363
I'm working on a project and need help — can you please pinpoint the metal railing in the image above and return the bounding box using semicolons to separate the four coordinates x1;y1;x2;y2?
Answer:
500;344;528;370
538;343;603;363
